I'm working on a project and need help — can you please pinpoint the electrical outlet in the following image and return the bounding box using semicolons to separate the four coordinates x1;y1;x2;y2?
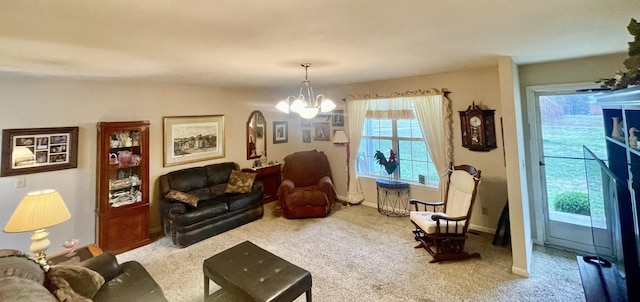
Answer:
481;207;489;215
15;177;26;188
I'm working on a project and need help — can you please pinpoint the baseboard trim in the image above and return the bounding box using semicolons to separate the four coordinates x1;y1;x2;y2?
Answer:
469;224;496;235
512;266;530;277
150;227;164;241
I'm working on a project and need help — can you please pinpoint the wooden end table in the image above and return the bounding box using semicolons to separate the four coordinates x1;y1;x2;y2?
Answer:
47;244;103;265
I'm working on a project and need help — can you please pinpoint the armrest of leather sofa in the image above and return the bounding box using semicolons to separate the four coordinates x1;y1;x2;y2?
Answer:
252;179;264;194
79;252;120;282
159;198;187;219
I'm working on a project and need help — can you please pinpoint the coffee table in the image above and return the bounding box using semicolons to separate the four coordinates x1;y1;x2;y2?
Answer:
203;241;312;302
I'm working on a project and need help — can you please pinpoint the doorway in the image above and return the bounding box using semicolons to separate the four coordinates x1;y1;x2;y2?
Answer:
527;83;610;254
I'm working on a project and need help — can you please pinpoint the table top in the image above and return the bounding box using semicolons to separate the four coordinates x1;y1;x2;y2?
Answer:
47;244;103;265
204;241;311;302
376;178;410;189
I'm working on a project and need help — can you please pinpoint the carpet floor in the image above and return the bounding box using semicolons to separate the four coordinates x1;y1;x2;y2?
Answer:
117;203;585;302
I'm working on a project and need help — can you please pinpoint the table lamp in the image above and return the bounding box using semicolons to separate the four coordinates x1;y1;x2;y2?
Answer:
3;189;71;265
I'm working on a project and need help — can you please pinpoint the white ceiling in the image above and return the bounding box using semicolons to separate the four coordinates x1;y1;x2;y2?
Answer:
0;1;638;88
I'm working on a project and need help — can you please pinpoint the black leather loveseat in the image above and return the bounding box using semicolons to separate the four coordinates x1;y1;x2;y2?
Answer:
159;162;264;247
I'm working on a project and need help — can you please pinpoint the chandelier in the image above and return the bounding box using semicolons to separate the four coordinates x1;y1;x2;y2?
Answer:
275;63;336;119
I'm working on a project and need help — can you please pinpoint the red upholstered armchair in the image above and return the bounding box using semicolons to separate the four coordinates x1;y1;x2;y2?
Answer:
277;150;337;219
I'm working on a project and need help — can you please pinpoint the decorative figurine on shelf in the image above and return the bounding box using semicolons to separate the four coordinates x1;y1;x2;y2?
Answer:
630;127;638;148
612;117;624;139
374;149;398;179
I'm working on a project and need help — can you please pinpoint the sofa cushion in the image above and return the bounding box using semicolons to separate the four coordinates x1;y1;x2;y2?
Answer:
47;264;105;301
209;183;228;199
167;167;208;192
188;188;213;201
225;192;261;211
205;162;238;185
175;199;229;226
225;170;256;194
165;190;199;207
0;276;58;302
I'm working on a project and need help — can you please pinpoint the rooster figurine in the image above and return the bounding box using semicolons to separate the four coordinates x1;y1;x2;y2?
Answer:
374;149;398;175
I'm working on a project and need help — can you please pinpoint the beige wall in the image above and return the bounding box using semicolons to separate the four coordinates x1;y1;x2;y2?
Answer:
311;66;509;233
0;75;284;254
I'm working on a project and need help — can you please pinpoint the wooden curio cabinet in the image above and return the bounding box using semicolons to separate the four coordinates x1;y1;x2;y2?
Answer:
96;121;151;254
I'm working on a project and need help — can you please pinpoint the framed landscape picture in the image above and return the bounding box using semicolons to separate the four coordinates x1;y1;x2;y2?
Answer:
163;115;225;167
273;121;288;144
1;127;79;176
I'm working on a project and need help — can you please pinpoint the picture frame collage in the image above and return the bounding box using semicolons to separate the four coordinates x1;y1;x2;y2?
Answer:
300;110;344;143
1;127;79;176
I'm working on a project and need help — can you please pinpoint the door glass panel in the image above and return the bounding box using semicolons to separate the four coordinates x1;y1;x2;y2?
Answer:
538;93;609;252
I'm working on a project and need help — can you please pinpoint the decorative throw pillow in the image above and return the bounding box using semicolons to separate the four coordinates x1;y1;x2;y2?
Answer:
47;264;105;301
0;276;59;302
165;189;199;207
225;170;256;193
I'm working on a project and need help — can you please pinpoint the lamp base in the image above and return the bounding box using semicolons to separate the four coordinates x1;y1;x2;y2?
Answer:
29;229;51;266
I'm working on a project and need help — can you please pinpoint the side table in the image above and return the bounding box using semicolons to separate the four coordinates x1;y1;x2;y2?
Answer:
243;164;281;203
47;244;103;265
376;178;411;216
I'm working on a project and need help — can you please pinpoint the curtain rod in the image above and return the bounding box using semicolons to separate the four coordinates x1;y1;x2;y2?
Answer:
342;88;451;102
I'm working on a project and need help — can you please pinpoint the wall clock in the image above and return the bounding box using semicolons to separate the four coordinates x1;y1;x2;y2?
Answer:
459;102;497;151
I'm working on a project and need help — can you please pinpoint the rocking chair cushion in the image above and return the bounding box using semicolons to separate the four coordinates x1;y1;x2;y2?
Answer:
410;211;467;234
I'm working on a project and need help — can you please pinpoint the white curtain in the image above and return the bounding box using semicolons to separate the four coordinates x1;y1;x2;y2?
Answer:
345;90;452;203
413;94;452;201
345;100;367;203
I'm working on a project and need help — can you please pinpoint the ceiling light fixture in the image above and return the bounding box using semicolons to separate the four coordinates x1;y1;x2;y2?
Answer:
275;63;336;119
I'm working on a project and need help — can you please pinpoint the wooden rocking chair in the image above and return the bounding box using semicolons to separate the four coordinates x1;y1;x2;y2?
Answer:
410;164;481;263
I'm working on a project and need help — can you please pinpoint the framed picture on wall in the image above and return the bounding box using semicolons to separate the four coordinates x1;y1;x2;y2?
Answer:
162;115;225;166
332;110;345;127
312;122;330;141
302;129;311;143
1;127;79;177
273;121;288;144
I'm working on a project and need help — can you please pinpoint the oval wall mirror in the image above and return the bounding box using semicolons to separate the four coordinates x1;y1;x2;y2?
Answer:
247;110;266;160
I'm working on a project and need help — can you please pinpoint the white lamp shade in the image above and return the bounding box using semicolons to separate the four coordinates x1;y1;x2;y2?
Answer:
290;99;305;113
4;189;71;233
333;130;349;144
275;100;290;113
320;99;336;113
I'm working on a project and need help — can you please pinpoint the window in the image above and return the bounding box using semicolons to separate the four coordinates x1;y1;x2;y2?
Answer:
356;115;439;185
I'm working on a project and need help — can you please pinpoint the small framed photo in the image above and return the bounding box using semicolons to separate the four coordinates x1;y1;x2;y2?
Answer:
1;127;79;177
163;115;225;167
312;122;330;141
302;129;311;143
300;118;311;128
332;110;344;127
273;121;288;144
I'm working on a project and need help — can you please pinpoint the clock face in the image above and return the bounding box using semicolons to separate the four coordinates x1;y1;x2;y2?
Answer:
469;116;482;127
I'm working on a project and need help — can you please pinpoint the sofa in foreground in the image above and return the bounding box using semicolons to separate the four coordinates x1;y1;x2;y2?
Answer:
159;162;264;247
0;249;166;302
